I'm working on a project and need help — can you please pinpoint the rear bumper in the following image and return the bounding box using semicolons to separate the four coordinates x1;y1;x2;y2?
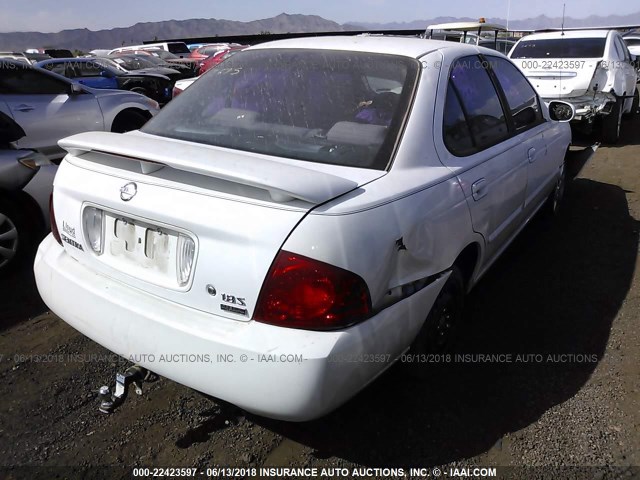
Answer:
543;93;615;121
34;235;447;421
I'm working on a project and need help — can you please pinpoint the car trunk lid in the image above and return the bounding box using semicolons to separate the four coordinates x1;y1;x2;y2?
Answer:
513;58;602;98
54;131;384;322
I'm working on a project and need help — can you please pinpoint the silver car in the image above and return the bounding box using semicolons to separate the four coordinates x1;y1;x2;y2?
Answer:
0;60;160;271
1;59;160;161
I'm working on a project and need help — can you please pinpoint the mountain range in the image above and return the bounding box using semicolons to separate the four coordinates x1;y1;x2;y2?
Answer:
352;12;640;31
1;11;639;52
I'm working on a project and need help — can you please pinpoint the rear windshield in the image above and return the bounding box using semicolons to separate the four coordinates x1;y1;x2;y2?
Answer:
510;38;606;59
168;43;191;54
142;49;419;170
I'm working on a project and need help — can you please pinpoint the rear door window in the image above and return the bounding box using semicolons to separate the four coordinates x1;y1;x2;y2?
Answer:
443;81;475;156
76;62;104;77
0;64;68;95
488;56;543;132
447;56;509;152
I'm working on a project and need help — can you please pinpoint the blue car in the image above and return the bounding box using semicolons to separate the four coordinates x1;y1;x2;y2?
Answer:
36;58;174;104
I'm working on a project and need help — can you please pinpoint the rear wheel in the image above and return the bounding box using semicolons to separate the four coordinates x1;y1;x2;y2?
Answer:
544;161;566;217
0;197;32;273
411;266;465;355
602;97;623;144
111;110;149;133
130;86;150;98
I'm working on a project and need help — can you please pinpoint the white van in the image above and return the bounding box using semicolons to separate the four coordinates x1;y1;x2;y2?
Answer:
109;42;191;58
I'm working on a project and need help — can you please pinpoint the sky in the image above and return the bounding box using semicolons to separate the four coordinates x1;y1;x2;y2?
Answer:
1;0;638;33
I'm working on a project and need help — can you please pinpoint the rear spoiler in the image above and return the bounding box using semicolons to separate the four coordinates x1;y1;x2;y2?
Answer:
58;131;359;204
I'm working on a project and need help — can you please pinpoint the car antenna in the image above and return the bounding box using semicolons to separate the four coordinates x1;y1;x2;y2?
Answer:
561;3;566;36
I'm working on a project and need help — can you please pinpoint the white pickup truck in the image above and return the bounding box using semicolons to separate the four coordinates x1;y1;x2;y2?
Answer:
509;29;639;143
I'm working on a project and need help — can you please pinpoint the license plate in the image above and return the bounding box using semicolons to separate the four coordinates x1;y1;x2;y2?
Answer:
100;211;189;289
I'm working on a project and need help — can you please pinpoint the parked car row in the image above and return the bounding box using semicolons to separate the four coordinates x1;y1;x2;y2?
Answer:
36;57;176;105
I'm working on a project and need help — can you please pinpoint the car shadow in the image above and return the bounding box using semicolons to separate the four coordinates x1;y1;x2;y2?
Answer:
248;177;638;466
571;111;640;148
0;245;47;332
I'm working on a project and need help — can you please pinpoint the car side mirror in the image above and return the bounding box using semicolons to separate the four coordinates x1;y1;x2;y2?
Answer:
548;101;575;122
69;83;84;95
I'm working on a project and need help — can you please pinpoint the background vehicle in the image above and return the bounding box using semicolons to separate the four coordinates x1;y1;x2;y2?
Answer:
478;38;515;55
106;55;182;82
171;77;197;97
110;42;191;58
189;43;241;60
0;111;53;272
622;31;640;57
425;20;508;48
108;53;193;79
197;46;247;75
22;52;52;64
43;49;74;58
1;59;160;160
509;29;639;143
110;49;199;76
0;52;30;64
36;37;573;421
36;57;174;104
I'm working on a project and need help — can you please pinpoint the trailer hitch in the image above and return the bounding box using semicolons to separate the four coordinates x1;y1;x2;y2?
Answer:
98;365;153;414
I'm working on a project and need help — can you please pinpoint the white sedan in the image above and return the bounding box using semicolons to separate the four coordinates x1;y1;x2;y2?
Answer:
508;29;638;143
35;36;573;421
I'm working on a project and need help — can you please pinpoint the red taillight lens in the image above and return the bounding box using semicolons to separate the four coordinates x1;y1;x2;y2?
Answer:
49;192;62;246
253;251;372;331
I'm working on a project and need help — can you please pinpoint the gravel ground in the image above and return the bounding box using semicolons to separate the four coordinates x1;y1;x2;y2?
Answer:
0;116;639;480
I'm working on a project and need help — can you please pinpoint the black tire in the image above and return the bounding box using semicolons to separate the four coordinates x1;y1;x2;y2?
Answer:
410;266;465;355
0;197;33;273
602;97;623;144
111;110;149;133
130;87;150;98
544;161;567;217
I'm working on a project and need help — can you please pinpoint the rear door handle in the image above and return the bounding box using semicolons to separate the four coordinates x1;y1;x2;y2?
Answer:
15;104;34;112
528;147;537;163
471;178;488;201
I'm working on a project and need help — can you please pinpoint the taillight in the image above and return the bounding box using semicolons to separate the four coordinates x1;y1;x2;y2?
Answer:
83;207;104;254
49;193;62;246
253;251;371;331
176;233;195;286
172;86;182;98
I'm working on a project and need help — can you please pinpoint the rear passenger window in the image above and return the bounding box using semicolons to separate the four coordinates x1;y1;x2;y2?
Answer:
77;62;102;77
443;81;475;156
0;66;68;95
448;56;508;151
489;56;543;132
47;63;67;76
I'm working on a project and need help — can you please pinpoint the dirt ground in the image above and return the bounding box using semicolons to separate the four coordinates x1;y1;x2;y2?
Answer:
1;115;639;480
